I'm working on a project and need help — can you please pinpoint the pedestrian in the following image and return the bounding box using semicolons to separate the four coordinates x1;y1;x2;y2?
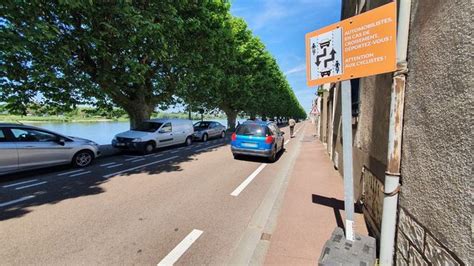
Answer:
289;118;296;138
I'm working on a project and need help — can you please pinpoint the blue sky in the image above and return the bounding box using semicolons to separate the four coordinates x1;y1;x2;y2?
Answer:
230;0;342;113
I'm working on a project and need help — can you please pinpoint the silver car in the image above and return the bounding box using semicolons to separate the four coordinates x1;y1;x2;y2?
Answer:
193;121;226;142
0;123;100;175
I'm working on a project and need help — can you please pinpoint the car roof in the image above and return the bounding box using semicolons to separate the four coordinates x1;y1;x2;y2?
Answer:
195;121;219;123
0;123;69;138
146;118;191;123
242;120;273;126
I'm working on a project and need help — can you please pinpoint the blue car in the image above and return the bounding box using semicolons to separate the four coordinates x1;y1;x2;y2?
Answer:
231;121;285;162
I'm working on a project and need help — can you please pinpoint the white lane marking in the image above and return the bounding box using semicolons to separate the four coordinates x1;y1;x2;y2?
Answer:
154;154;164;158
125;157;142;161
284;139;290;145
103;156;178;178
57;169;84;176
107;163;123;169
100;162;117;167
3;179;39;188
131;158;146;163
14;181;48;190
196;144;222;153
231;164;267;197
170;150;179;154
157;229;204;266
0;195;35;208
70;171;92;177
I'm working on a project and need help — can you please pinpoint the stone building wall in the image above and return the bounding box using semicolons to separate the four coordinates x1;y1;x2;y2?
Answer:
396;0;473;264
332;0;473;264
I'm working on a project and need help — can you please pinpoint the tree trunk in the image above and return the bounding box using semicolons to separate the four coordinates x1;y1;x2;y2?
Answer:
188;107;191;120
126;104;154;129
226;111;237;131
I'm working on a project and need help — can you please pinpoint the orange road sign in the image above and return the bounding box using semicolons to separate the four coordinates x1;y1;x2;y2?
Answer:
306;2;397;86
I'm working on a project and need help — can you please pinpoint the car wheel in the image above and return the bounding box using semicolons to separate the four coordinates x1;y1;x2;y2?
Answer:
72;150;94;168
268;147;277;163
233;153;241;160
143;141;155;154
185;136;193;146
202;133;208;142
220;131;225;138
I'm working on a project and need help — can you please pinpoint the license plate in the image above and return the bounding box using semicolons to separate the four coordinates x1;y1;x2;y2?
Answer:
242;142;258;148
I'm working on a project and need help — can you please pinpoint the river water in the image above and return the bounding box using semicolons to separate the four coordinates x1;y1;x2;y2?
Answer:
30;118;246;144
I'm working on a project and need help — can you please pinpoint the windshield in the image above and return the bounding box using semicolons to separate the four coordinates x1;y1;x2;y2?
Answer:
194;122;211;130
236;124;268;137
134;122;163;132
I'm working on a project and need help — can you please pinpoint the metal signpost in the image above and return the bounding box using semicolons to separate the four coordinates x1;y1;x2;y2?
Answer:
305;0;397;254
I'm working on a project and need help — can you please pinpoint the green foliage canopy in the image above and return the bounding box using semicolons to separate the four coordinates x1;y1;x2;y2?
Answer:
1;0;306;129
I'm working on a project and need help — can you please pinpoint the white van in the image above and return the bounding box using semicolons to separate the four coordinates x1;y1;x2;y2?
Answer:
112;119;194;153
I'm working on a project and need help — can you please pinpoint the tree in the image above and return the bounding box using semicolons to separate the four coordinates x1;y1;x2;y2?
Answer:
1;1;229;128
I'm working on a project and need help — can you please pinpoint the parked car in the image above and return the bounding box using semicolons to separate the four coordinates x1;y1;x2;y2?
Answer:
0;123;100;175
193;121;226;142
112;119;194;154
230;121;285;162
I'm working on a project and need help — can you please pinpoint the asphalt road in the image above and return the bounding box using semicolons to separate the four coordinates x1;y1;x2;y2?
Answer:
0;123;306;265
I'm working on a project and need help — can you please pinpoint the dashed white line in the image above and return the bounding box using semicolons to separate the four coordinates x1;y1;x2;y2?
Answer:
154;154;164;158
230;164;267;197
70;171;91;177
131;158;146;163
157;229;204;266
3;179;39;188
0;195;35;208
170;150;180;154
125;157;142;161
107;163;123;169
100;162;117;167
196;144;222;153
284;139;290;145
103;156;178;178
57;169;84;176
14;181;48;190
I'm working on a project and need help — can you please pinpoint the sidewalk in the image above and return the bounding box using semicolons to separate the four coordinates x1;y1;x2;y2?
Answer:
263;122;368;265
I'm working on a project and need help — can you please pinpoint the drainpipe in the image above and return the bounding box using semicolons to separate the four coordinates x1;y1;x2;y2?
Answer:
379;0;411;265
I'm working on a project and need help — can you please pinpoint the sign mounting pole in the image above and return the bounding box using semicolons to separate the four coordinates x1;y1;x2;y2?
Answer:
341;80;354;241
305;1;397;242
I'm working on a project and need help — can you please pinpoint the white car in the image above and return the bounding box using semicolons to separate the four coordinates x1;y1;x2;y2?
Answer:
112;119;194;154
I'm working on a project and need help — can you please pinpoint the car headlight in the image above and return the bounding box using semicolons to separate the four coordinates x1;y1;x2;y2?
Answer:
132;138;142;142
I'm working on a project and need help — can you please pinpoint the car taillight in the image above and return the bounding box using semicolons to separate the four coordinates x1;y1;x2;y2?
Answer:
265;135;275;144
231;133;237;141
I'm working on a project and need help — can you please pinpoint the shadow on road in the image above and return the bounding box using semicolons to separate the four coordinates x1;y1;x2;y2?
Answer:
232;148;286;164
0;136;230;221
